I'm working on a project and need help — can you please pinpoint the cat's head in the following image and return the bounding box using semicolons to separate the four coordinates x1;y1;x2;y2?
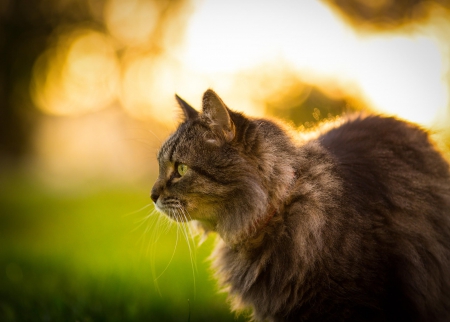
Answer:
151;90;292;245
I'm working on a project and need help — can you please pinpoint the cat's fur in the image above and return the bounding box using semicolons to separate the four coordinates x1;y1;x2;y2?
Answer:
151;89;450;321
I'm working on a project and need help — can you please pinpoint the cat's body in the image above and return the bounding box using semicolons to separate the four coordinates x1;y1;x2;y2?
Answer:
151;90;450;321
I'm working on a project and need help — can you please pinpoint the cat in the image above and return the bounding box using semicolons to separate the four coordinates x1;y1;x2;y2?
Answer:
150;89;450;322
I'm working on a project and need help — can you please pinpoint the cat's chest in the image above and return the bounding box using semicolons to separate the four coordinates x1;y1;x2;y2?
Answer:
214;236;325;320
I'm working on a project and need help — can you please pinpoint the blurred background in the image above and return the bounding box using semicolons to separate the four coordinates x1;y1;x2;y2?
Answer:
1;0;449;320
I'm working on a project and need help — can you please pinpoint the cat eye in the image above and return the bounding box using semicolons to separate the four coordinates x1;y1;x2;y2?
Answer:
177;163;188;177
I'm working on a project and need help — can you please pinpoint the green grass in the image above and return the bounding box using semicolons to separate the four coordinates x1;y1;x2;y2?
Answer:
0;175;246;321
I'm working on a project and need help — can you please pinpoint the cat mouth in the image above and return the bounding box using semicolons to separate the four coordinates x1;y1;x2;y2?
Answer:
164;209;190;222
155;200;191;222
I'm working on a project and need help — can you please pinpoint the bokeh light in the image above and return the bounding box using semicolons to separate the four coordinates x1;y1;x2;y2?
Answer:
24;0;450;184
120;53;207;122
29;0;450;129
104;0;159;47
31;28;119;116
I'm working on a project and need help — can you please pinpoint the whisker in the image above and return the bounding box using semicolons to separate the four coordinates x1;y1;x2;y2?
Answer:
133;207;158;234
182;209;198;249
124;203;154;218
153;210;180;282
128;205;163;295
178;210;193;254
145;128;163;145
177;208;197;297
180;208;197;264
142;204;200;298
149;211;171;295
135;207;158;250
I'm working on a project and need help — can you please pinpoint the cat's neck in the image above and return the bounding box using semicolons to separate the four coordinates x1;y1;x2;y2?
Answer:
253;118;299;209
221;117;299;246
250;204;277;234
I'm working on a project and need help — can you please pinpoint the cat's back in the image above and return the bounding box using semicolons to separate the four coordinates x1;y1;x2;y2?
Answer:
318;114;450;200
319;114;448;175
316;113;450;237
313;114;450;321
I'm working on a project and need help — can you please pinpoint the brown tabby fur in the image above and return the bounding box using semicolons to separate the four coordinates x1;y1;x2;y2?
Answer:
151;89;450;321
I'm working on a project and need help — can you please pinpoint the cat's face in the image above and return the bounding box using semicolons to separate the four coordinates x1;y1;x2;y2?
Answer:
151;118;235;226
151;90;269;242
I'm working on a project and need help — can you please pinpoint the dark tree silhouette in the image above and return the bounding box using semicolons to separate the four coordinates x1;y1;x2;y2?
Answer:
0;0;96;163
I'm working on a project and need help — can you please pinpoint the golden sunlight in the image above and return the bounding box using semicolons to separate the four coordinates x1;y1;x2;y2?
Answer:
31;0;449;127
31;29;119;116
104;0;159;46
120;53;209;122
181;0;449;126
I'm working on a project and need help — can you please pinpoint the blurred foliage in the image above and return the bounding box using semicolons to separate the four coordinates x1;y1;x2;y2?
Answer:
265;84;362;129
324;0;450;32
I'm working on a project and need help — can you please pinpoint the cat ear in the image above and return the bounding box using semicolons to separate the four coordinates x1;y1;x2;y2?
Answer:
175;94;199;120
202;89;235;142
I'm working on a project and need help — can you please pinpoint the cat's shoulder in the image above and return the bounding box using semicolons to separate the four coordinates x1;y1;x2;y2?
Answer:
317;113;429;148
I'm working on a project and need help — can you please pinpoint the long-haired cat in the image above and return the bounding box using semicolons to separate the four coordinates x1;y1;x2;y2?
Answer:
150;89;450;322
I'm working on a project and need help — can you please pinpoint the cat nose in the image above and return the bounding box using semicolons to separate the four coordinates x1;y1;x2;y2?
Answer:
150;190;159;203
150;181;163;203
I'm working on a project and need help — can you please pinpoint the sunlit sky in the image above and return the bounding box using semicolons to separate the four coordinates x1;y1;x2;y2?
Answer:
182;0;448;126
